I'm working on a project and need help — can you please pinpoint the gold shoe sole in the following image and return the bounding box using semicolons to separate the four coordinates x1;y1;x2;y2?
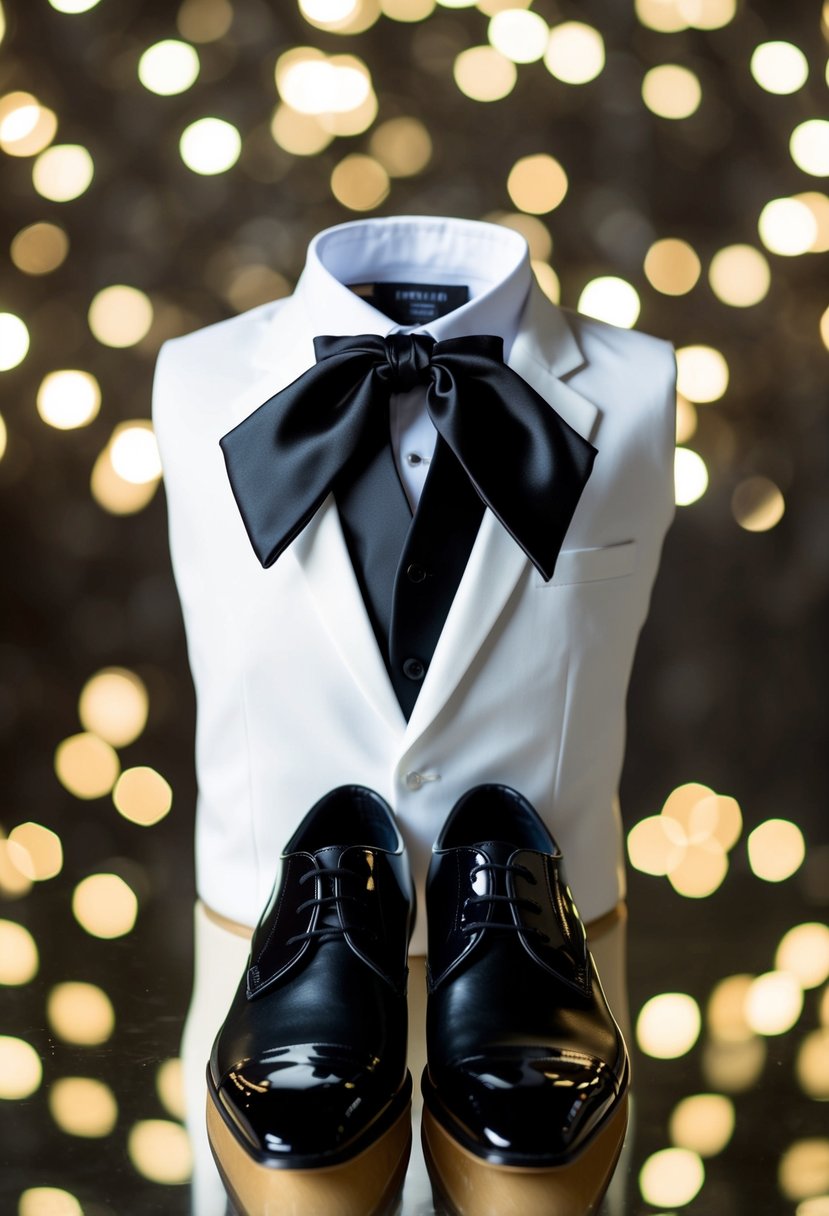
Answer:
207;1086;412;1216
421;1091;628;1216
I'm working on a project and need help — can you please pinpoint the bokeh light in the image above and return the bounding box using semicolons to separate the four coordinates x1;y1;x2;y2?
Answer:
707;973;755;1043
636;0;689;32
138;39;200;96
759;197;818;255
642;65;702;119
668;840;728;898
0;835;33;898
48;0;102;10
577;276;640;327
507;154;568;215
0;93;57;157
91;440;161;515
128;1120;193;1184
380;0;434;17
796;190;829;251
32;143;94;201
54;731;120;799
179;117;241;175
88;285;153;348
271;104;333;156
369;117;432;177
0;920;39;986
680;0;736;30
532;261;561;304
10;221;69;274
299;0;380;35
732;476;785;532
637;992;702;1058
644;238;701;295
745;970;804;1036
797;1029;829;1101
36;370;101;430
674;447;709;506
454;46;516;102
78;667;149;747
669;1093;735;1157
627;815;686;876
72;873;138;939
330;154;390;210
488;9;548;64
702;1035;767;1092
779;1140;829;1203
751;42;809;95
276;49;372;114
47;981;115;1046
776;924;829;989
791;120;829;177
0;1036;42;1100
49;1077;118;1138
0;312;30;370
110;421;162;483
177;0;234;40
18;1190;83;1216
639;1146;705;1208
156;1058;186;1120
544;22;605;85
7;823;63;882
708;244;771;306
113;766;173;827
675;344;729;402
748;819;806;882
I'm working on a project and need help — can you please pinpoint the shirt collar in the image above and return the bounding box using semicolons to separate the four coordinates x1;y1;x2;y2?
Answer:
295;215;533;359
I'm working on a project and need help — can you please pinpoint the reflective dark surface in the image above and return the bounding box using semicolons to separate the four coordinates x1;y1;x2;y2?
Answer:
2;0;828;1212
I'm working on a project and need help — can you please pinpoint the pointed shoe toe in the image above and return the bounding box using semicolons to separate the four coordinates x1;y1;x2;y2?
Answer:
206;785;416;1216
421;784;630;1216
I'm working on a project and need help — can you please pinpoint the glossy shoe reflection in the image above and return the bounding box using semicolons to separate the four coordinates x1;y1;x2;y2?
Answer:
421;784;630;1216
207;785;416;1216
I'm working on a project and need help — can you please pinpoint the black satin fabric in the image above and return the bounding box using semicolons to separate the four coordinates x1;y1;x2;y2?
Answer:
219;332;597;582
423;784;629;1166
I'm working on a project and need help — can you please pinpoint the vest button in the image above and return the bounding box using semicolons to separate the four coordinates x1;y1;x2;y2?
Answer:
407;563;427;583
403;657;426;681
405;772;424;790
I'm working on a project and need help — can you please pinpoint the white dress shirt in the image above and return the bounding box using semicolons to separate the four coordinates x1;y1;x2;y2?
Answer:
296;216;533;510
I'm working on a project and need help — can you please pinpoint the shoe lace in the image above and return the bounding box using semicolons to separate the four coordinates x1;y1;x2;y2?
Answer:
285;867;377;947
461;861;550;942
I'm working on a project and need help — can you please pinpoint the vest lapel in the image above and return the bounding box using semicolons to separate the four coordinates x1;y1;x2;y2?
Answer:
231;297;407;738
401;282;601;750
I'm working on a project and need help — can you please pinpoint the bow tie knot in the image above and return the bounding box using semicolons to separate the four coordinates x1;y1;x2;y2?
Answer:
383;332;434;391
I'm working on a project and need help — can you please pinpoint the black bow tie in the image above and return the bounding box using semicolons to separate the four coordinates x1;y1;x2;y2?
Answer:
219;332;597;581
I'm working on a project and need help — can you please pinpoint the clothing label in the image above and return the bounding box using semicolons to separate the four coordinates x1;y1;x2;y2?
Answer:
349;281;470;325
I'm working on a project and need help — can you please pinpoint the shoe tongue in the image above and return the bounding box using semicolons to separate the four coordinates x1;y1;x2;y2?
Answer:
475;840;517;868
310;844;347;871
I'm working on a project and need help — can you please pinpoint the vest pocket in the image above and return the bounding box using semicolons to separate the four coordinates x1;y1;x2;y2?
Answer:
536;540;637;587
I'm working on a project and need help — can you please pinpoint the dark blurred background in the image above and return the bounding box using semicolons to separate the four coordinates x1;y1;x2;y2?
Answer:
1;0;828;1213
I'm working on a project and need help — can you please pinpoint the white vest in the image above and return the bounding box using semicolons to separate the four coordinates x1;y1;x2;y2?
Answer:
153;216;676;954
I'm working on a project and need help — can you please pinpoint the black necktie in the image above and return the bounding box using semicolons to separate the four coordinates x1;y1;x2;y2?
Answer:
219;332;597;582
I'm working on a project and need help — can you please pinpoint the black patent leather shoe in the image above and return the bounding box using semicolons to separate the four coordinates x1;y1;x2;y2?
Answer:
421;784;629;1216
206;785;416;1216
